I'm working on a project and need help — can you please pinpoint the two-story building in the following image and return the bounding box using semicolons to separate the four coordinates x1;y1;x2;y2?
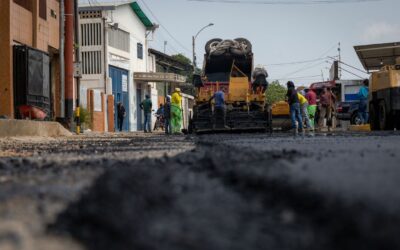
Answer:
78;1;159;132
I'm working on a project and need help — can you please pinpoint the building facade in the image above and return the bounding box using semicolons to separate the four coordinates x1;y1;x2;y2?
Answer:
0;0;61;119
79;1;158;132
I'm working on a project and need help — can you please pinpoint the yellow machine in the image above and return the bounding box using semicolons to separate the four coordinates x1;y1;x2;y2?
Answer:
354;42;400;130
190;39;272;133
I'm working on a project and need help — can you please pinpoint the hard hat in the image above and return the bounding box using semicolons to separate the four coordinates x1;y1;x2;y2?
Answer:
175;88;181;92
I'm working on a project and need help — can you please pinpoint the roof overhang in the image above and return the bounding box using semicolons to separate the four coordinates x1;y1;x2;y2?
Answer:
133;72;187;83
129;2;154;30
79;6;116;12
354;42;400;72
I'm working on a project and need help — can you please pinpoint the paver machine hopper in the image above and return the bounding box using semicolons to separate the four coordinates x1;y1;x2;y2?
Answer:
189;38;272;133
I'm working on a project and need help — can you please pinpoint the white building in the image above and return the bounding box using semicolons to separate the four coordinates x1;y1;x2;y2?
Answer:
78;1;158;131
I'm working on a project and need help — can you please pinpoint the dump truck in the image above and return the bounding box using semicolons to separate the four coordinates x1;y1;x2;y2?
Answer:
189;38;272;133
354;42;400;130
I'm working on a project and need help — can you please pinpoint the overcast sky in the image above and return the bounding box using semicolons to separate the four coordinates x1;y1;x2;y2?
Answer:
81;0;399;85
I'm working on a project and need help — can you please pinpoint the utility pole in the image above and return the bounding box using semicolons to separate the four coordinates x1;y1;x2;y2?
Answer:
64;0;74;126
60;0;65;118
338;42;341;79
73;0;81;134
192;36;196;72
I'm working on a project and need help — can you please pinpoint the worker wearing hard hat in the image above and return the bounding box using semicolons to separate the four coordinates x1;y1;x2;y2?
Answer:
171;88;182;134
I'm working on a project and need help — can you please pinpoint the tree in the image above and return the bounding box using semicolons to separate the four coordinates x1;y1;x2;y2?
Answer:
171;54;192;66
266;81;287;105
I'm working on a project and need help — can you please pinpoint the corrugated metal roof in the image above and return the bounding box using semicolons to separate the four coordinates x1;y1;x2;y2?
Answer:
354;42;400;71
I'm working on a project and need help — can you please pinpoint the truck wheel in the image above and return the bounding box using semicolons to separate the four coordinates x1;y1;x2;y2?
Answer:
378;100;393;130
369;102;378;130
234;38;252;54
350;112;362;125
205;38;222;54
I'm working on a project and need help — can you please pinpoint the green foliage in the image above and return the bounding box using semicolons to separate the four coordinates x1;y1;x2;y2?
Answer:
266;81;287;105
75;108;92;129
171;54;192;66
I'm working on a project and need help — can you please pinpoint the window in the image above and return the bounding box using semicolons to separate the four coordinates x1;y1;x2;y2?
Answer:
137;43;143;59
108;28;130;52
39;0;47;20
14;0;32;11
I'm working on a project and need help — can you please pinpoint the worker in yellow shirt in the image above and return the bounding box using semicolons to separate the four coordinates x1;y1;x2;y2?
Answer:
298;92;312;130
171;88;183;134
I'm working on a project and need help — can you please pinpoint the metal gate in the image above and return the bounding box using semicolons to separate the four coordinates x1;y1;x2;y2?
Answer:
109;66;129;131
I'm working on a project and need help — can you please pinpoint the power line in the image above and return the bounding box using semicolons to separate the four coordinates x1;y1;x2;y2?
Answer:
265;57;327;67
188;0;384;5
327;56;368;74
339;67;365;79
139;0;191;55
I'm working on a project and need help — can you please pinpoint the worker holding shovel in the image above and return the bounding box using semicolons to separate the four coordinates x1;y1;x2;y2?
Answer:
171;88;183;134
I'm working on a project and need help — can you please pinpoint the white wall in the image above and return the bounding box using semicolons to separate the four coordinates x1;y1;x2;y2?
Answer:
108;4;157;131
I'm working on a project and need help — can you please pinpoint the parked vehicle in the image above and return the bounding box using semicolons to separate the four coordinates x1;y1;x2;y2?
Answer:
336;101;361;125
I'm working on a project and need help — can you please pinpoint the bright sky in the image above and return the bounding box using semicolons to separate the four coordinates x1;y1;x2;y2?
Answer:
81;0;400;86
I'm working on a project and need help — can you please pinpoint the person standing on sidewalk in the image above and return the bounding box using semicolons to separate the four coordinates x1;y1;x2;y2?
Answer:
140;95;152;133
171;88;183;134
117;102;126;132
164;96;171;135
286;81;303;134
297;92;312;130
305;88;317;129
358;79;369;124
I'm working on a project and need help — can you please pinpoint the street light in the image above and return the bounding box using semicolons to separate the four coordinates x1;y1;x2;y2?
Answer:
192;23;214;71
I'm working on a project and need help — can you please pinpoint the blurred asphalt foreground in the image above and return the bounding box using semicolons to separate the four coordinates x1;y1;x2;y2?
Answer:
0;131;400;250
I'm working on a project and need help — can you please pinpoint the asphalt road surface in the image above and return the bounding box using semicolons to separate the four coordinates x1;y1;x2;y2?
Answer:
0;131;399;250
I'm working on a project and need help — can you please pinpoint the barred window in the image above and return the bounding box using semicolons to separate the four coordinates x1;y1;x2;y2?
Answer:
81;23;102;46
137;43;143;59
108;28;130;52
82;51;102;75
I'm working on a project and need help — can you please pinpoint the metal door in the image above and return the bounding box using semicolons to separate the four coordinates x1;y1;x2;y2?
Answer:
109;66;129;131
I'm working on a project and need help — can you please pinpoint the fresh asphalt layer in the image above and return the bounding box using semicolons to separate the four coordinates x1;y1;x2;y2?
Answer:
0;131;399;250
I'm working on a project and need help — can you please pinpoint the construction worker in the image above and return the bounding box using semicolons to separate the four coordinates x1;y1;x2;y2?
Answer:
171;88;182;134
297;92;312;130
140;94;152;133
358;79;369;124
209;87;227;128
305;88;317;129
318;87;336;131
286;81;303;134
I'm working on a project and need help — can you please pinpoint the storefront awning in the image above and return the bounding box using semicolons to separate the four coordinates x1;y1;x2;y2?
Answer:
354;42;400;71
133;72;187;83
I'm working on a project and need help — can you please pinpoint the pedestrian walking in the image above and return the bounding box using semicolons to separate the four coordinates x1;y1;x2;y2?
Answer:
140;94;152;133
305;88;317;129
286;81;303;134
164;96;171;135
297;92;312;130
209;87;227;128
117;102;126;132
318;87;337;131
171;88;183;134
358;79;369;124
